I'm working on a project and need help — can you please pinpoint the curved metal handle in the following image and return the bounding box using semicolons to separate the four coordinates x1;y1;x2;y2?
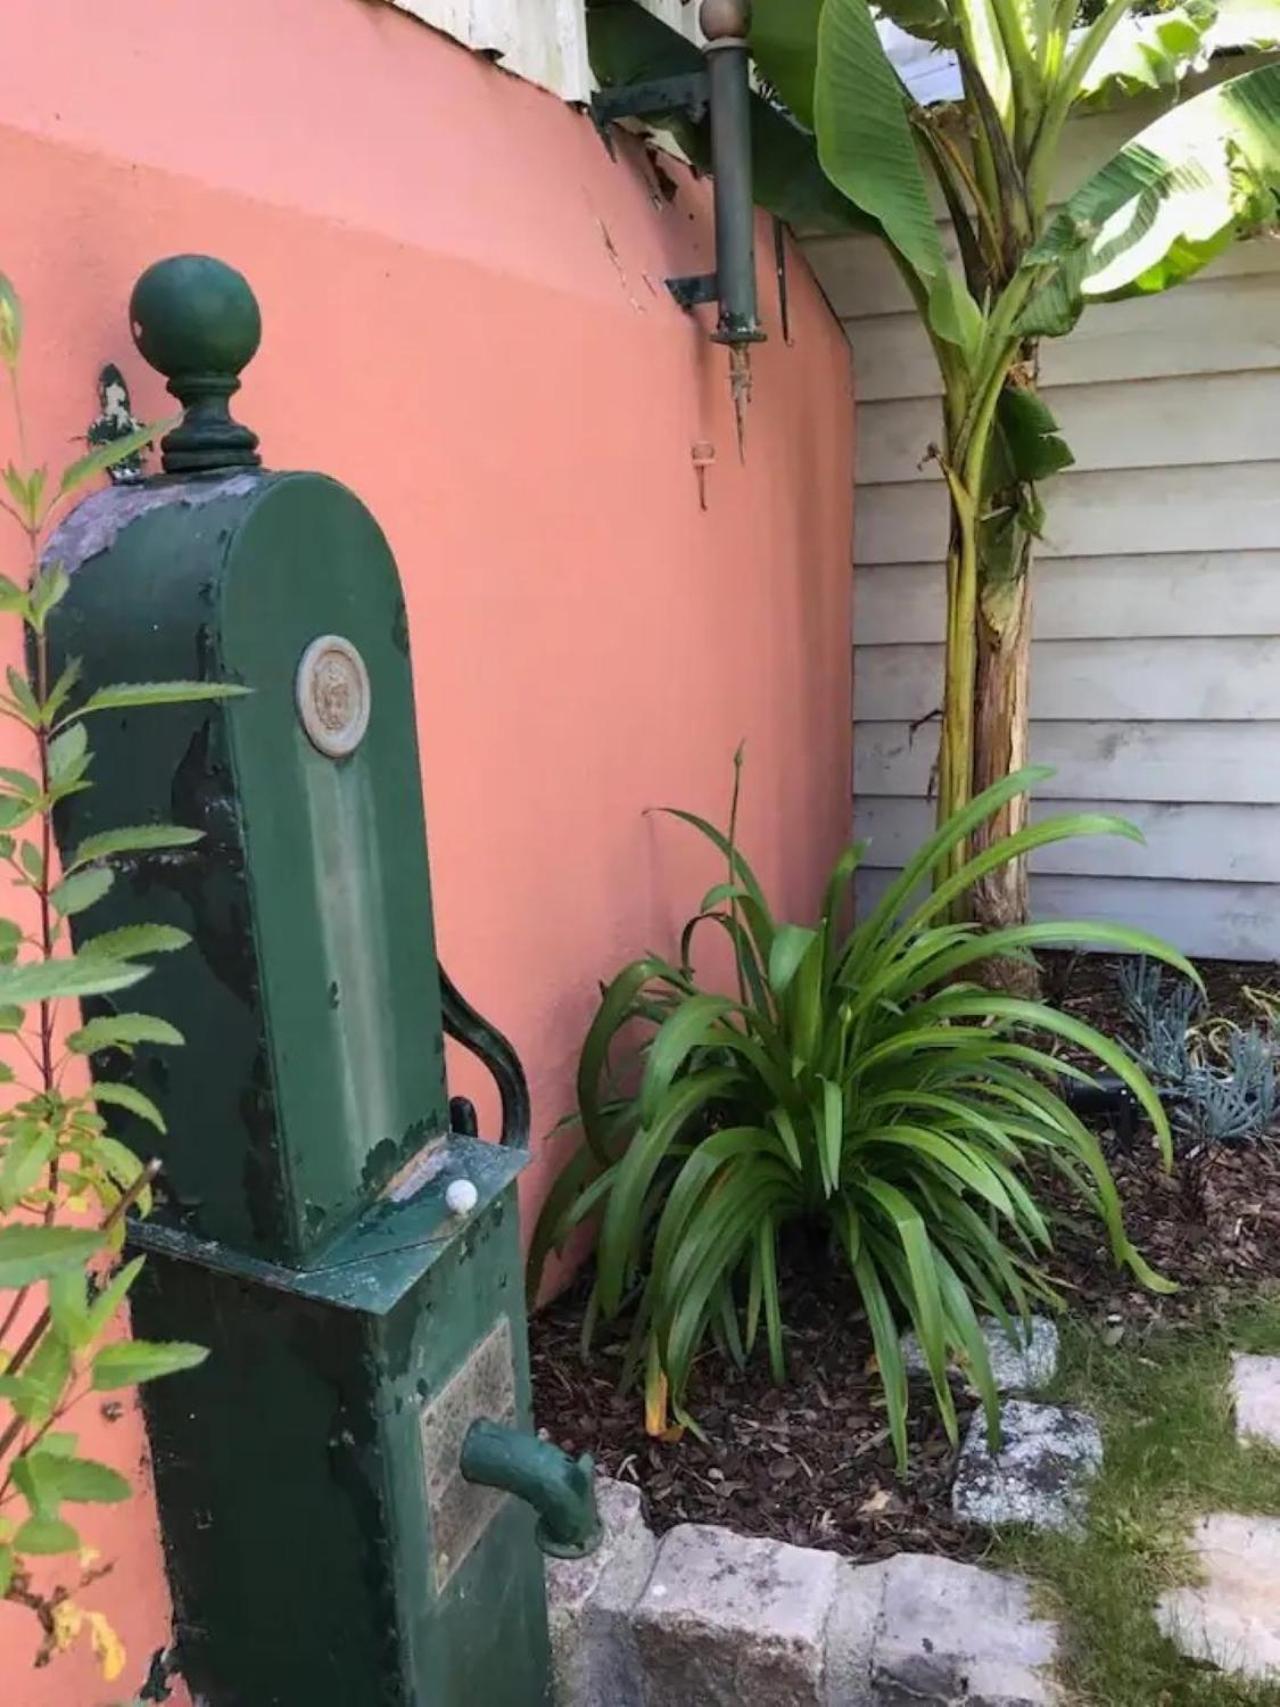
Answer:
440;965;531;1148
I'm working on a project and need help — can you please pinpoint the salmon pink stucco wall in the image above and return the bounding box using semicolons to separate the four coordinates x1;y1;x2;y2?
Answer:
0;0;853;1697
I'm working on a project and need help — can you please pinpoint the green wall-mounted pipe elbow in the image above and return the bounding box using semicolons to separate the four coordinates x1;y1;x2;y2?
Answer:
461;1419;602;1559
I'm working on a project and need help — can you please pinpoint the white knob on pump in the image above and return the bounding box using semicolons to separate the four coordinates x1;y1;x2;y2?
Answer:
446;1178;479;1217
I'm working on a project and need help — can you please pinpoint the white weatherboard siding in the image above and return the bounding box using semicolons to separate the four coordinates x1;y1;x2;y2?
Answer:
387;0;703;100
803;99;1280;961
390;0;591;98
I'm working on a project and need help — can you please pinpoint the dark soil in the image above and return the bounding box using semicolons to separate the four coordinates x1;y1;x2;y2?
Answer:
1043;949;1280;1038
532;1252;983;1563
528;955;1280;1562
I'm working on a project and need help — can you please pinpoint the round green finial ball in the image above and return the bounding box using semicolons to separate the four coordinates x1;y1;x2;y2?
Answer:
130;254;261;383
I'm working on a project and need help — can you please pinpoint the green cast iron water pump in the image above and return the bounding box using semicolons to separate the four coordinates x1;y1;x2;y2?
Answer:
46;254;599;1706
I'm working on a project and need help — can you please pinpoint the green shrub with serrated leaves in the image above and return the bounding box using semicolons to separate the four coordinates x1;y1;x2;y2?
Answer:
531;763;1196;1467
0;272;246;1681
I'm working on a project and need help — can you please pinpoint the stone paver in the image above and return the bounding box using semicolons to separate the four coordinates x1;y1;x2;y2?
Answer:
1157;1512;1280;1682
1232;1354;1280;1448
871;1553;1060;1705
632;1521;841;1706
952;1400;1102;1535
545;1477;657;1707
903;1316;1059;1395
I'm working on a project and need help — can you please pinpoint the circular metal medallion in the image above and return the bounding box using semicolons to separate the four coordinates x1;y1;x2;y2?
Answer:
296;634;371;758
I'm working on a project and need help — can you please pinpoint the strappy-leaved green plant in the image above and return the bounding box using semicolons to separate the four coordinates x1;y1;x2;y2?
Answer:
532;763;1198;1467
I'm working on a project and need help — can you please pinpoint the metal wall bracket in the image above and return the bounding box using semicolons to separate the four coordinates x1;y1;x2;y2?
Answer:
666;273;719;310
589;3;766;460
589;72;710;151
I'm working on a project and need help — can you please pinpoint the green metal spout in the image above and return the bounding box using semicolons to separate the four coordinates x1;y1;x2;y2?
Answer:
461;1419;602;1559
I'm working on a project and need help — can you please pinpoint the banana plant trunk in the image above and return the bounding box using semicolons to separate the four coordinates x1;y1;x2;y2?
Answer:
970;569;1033;930
937;491;978;882
935;432;1041;988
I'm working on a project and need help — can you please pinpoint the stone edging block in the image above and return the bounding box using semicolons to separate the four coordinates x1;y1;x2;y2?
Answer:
632;1522;842;1705
953;1400;1103;1536
902;1315;1060;1395
871;1551;1060;1705
547;1478;1062;1704
546;1477;658;1707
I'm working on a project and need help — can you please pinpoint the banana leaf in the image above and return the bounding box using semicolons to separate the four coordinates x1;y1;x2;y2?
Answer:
1020;58;1280;335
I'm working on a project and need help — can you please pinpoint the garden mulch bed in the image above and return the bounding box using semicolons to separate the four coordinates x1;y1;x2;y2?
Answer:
1041;953;1280;1327
529;955;1280;1563
532;1254;983;1563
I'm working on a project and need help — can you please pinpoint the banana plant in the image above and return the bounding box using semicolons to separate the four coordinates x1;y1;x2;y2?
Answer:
740;0;1280;928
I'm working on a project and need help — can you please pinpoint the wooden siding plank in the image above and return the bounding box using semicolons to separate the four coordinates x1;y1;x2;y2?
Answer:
806;227;1280;323
805;230;962;321
637;0;704;40
856;463;1280;564
856;372;1280;487
856;796;1280;883
854;720;1280;806
853;554;1280;645
854;637;1280;722
1027;877;1280;960
846;274;1280;402
853;869;1280;960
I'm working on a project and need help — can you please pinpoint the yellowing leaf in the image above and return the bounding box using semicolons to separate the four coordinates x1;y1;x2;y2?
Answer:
51;1598;84;1652
87;1609;126;1681
644;1369;670;1438
0;275;23;369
